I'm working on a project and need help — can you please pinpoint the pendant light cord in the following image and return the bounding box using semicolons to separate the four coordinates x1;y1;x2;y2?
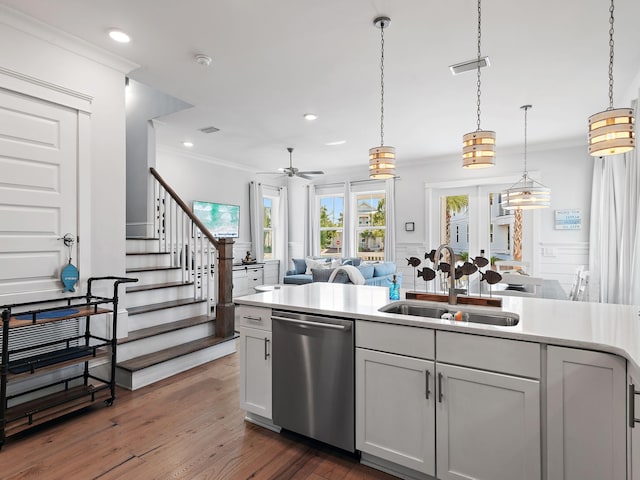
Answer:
608;0;615;110
380;22;386;146
475;0;482;131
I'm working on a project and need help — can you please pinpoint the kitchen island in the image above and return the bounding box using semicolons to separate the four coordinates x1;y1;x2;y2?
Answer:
235;283;640;480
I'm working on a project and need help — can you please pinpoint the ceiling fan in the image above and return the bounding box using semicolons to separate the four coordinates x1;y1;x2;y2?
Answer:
258;147;324;180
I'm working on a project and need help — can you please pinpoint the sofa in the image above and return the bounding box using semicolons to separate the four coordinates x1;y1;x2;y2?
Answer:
284;257;362;285
284;257;401;287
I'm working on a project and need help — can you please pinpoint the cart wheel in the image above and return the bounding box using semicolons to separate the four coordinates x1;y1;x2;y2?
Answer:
105;398;114;407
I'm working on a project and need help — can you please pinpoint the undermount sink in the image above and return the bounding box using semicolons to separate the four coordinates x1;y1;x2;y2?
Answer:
379;302;448;319
379;301;519;327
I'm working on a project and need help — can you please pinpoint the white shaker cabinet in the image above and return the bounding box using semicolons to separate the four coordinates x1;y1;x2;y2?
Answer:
356;348;436;476
435;363;541;480
238;306;273;420
547;345;626;480
630;370;640;480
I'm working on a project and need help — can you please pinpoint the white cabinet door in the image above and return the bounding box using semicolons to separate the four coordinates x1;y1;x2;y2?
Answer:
547;346;626;480
436;363;540;480
356;348;435;476
630;371;640;480
239;326;272;419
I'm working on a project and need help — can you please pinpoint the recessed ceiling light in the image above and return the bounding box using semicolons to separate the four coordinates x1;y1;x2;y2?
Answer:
325;140;347;146
304;113;318;121
108;29;130;43
182;141;194;147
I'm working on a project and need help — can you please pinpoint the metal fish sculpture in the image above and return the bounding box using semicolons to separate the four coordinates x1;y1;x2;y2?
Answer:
425;249;437;263
460;261;478;276
438;262;451;274
454;266;464;280
480;270;503;285
407;257;422;267
417;267;436;282
473;256;490;268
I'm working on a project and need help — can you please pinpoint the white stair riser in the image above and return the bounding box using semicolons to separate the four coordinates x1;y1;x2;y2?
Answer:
126;268;185;285
126;253;173;269
128;302;208;329
126;239;161;253
118;323;216;362
116;341;237;390
126;284;198;308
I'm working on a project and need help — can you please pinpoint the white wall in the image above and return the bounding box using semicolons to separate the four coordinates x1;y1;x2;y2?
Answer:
0;9;132;300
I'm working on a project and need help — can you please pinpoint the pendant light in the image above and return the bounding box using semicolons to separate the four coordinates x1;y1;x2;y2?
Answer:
588;0;635;156
462;0;496;169
369;16;396;179
502;105;551;210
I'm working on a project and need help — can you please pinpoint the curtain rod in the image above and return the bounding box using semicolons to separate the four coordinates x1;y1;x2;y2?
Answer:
251;181;283;190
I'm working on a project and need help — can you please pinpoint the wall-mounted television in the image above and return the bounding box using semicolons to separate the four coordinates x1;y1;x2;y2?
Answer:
192;201;240;238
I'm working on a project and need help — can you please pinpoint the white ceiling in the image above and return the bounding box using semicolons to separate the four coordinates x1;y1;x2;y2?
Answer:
2;0;640;174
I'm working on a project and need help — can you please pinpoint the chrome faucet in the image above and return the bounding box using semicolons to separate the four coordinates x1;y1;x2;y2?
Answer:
435;243;457;305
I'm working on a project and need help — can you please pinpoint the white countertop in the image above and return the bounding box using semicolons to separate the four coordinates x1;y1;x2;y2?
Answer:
234;283;640;370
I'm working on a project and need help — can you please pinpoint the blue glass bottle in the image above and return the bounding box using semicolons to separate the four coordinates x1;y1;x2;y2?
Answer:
389;274;400;300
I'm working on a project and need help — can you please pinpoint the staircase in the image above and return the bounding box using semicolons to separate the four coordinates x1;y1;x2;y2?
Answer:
116;237;237;390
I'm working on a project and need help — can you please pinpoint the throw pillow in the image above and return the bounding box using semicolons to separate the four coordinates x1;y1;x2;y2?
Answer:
357;264;375;279
311;268;335;283
374;262;396;277
305;257;330;275
291;258;307;275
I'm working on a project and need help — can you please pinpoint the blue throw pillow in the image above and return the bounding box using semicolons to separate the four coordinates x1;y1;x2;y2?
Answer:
357;264;375;279
312;268;335;283
342;257;362;267
374;262;396;277
292;258;307;275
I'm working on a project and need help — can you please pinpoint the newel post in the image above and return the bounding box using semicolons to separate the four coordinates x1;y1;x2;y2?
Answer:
215;238;235;338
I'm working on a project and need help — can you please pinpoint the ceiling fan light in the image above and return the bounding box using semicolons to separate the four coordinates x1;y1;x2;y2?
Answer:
369;146;396;179
462;130;496;168
588;108;635;156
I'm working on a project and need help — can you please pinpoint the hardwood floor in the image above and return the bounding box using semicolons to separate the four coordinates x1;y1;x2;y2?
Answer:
2;349;397;480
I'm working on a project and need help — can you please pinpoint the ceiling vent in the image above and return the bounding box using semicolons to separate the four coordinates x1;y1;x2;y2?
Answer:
449;56;490;75
199;126;220;134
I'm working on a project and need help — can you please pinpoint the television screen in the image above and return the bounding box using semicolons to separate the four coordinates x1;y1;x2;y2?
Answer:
192;201;240;238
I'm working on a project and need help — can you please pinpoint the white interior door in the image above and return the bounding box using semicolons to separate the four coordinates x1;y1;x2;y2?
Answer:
0;87;78;301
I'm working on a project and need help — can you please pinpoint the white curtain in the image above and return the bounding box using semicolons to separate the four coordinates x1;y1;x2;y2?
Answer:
276;186;289;282
342;182;353;257
589;119;640;304
304;184;318;257
249;181;264;262
384;178;397;262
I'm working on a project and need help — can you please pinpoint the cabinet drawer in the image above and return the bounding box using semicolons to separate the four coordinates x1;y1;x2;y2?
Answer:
436;331;540;378
236;305;272;331
356;320;434;360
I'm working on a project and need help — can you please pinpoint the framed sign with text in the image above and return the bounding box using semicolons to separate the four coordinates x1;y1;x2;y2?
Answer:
555;209;581;230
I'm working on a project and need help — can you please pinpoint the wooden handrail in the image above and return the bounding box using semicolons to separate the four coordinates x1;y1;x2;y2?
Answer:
150;167;220;249
149;167;235;339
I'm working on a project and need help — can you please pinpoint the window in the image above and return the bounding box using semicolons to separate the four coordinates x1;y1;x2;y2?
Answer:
319;195;343;257
263;197;273;259
355;191;385;262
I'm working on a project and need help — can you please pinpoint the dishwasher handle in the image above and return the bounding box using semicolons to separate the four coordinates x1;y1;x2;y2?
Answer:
272;315;352;331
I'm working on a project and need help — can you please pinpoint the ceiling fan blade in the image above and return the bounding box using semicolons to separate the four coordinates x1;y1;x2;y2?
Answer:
297;170;324;175
296;173;314;180
256;171;285;175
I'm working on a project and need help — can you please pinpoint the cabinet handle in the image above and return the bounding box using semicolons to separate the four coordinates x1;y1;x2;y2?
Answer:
425;370;431;400
264;337;270;360
630;383;640;428
243;315;262;322
438;372;444;403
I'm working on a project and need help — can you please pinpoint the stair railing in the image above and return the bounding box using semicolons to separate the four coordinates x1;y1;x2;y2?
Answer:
150;168;235;338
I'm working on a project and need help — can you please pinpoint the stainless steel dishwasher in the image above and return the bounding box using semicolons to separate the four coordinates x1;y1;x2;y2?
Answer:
271;309;354;452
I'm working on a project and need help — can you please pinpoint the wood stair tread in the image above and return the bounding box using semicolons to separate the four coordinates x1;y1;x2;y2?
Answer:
125;266;181;273
127;281;194;293
126;237;160;241
117;335;236;372
127;298;206;316
119;315;213;343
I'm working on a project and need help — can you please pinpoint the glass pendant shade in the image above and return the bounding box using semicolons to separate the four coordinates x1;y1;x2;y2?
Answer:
462;130;496;168
369;146;396;179
502;176;551;210
588;108;635;156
